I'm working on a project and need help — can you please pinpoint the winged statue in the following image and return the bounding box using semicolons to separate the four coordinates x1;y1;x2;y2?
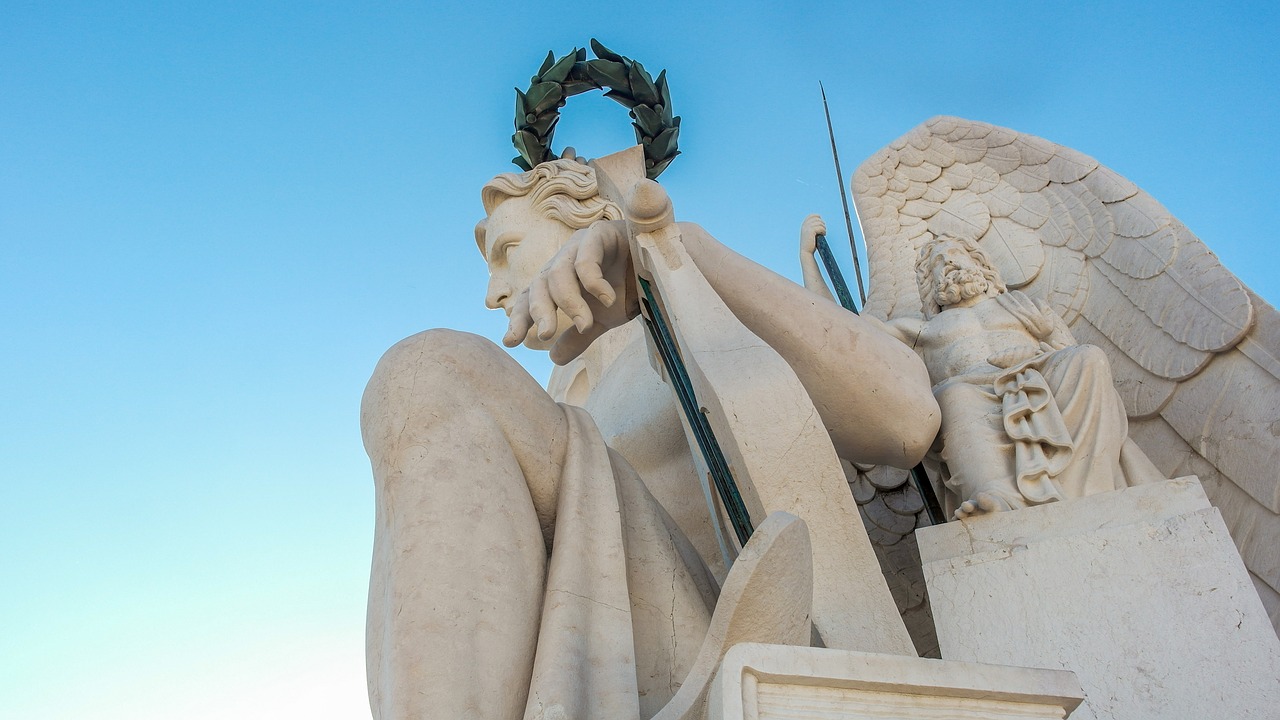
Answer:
811;116;1279;647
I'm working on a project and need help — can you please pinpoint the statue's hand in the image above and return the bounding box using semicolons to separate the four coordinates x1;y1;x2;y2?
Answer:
797;214;837;301
1002;292;1056;339
954;488;1022;519
503;219;639;365
799;214;827;256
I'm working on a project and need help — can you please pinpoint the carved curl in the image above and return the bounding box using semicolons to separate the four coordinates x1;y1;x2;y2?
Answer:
476;159;623;254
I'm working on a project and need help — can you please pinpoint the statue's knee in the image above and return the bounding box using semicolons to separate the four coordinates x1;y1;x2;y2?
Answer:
1075;344;1113;376
375;328;504;384
362;329;506;439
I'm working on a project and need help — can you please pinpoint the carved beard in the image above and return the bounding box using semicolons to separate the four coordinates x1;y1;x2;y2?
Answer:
934;266;991;308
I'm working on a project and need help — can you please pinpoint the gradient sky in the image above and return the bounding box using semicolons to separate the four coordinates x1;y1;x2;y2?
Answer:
3;2;1277;718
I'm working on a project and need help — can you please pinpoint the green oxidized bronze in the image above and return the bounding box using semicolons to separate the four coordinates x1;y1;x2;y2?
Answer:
512;39;680;180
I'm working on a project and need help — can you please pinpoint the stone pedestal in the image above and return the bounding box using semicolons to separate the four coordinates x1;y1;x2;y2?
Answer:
918;477;1280;719
706;643;1085;719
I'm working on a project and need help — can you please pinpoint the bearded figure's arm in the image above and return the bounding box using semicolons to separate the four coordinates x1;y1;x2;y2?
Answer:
1037;299;1077;350
996;291;1077;351
856;311;927;353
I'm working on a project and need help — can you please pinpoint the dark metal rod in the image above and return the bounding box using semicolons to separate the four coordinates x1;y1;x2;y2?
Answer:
913;464;946;526
820;82;867;306
815;234;858;314
639;278;754;546
640;302;752;546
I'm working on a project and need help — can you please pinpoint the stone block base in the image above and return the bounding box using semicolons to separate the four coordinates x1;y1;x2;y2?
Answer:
918;477;1280;719
707;643;1084;719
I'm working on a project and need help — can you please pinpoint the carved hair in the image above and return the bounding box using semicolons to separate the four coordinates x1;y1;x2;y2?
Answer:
915;234;1007;317
475;159;623;254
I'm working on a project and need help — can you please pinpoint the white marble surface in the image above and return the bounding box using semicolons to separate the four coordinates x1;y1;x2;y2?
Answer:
919;477;1280;719
707;643;1085;720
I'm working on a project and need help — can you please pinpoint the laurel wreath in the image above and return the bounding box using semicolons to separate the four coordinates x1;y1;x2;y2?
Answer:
513;39;680;180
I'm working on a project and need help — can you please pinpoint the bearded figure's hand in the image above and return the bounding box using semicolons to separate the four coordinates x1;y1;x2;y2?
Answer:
955;488;1024;519
996;291;1056;339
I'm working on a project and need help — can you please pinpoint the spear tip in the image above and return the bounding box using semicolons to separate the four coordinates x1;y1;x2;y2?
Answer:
818;85;868;305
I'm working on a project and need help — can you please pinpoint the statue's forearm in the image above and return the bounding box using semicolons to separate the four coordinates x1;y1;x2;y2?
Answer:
676;222;940;467
799;248;837;302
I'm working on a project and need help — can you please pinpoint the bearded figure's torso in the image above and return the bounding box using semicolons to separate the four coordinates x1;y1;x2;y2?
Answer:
918;298;1041;382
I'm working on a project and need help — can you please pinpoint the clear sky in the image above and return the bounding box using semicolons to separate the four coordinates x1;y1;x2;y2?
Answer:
3;2;1277;718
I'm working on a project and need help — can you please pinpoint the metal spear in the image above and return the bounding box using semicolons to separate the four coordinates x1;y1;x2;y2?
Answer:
820;82;867;306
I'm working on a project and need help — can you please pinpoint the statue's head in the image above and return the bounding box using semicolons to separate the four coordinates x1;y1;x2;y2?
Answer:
915;234;1007;317
475;159;623;349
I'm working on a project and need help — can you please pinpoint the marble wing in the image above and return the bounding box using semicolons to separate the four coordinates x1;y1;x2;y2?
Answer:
851;116;1280;632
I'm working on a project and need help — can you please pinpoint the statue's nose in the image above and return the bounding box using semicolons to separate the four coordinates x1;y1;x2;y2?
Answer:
485;275;512;312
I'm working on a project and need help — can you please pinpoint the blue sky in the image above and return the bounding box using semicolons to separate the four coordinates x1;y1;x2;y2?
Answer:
3;2;1277;717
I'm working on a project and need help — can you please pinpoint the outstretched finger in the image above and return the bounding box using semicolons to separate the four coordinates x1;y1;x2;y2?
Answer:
574;241;615;308
503;291;533;347
546;251;593;332
578;223;629;307
527;274;558;341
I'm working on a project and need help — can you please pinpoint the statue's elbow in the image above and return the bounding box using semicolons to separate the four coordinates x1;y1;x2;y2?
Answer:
833;392;939;469
896;355;940;466
904;407;941;467
887;394;941;468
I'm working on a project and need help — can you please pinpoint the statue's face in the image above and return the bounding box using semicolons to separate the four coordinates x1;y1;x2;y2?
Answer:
929;241;992;310
482;193;576;349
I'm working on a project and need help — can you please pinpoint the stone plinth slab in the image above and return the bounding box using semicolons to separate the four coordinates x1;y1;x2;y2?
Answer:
919;477;1280;719
707;642;1085;719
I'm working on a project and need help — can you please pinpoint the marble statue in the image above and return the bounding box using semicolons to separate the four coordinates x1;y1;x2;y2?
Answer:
810;228;1164;518
363;106;1280;718
361;153;940;719
805;116;1280;635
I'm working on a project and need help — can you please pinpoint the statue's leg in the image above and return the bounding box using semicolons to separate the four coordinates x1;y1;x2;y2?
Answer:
934;379;1022;517
361;329;569;720
1039;345;1131;495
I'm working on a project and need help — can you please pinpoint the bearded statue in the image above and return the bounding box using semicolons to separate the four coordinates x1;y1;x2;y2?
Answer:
869;234;1165;518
